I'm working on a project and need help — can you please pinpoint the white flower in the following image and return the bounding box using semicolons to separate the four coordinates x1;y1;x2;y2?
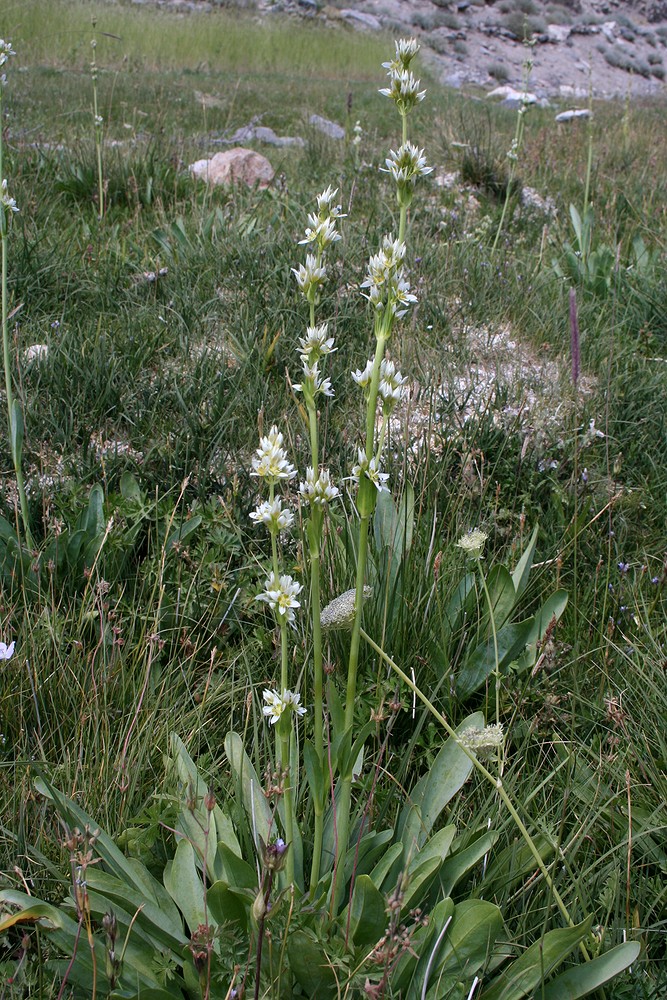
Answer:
1;179;19;215
292;360;334;399
249;497;294;533
299;467;340;506
256;572;303;624
382;38;420;73
292;254;327;299
94;114;103;128
0;640;15;660
0;40;16;70
351;359;374;390
262;688;307;725
379;69;426;112
250;426;296;484
299;216;341;250
350;449;389;493
457;529;488;559
378;359;408;407
381;142;433;187
298;323;336;363
316;186;345;220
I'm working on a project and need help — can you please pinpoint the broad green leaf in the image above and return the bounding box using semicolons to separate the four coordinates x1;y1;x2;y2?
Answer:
541;941;640;999
224;732;272;852
410;825;457;877
439;830;497;896
85;483;105;537
163;838;206;932
287;928;339;998
84;868;186;953
481;917;593;1000
34;777;159;894
401;854;442;913
511;524;539;599
166;514;202;551
216;842;258;889
396;897;455;997
483;565;516;631
206;880;248;929
348;874;387;948
345;828;394;880
120;470;143;501
456;621;533;701
400;711;483;852
436;899;505;978
369;841;404;891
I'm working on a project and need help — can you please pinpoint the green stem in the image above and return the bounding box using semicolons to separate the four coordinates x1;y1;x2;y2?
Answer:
0;150;33;550
359;627;588;951
476;559;501;733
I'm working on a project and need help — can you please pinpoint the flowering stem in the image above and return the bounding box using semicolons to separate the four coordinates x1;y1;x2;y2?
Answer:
476;558;502;734
308;505;325;891
359;627;588;949
0;100;33;550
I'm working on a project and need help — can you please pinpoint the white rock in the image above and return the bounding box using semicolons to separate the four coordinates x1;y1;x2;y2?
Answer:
547;24;571;43
487;85;538;104
338;9;382;30
309;114;345;140
555;109;593;122
24;344;49;363
601;21;618;43
188;148;274;189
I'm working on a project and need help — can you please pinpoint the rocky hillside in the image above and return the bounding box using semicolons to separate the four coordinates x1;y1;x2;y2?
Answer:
136;0;667;99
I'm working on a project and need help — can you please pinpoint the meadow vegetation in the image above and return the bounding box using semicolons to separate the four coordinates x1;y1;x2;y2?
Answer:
0;1;666;997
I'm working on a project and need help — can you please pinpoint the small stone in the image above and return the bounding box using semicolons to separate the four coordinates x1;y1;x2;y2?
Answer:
188;148;274;189
338;8;382;30
309;114;345;140
555;109;593;122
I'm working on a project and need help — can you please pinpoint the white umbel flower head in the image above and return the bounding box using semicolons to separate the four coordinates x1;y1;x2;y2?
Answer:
457;529;488;559
249;497;294;533
256;572;303;624
299;467;340;507
262;688;307;725
292;360;334;399
316;185;345;220
251;426;296;484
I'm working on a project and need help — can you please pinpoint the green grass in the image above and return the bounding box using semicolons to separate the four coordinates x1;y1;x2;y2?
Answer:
0;7;666;997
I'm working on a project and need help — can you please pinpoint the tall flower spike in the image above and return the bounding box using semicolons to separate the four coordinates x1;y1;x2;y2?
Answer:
379;69;426;115
298;323;336;364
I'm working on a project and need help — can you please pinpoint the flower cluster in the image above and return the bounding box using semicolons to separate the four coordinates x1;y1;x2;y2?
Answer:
0;640;15;661
249;497;294;533
381;141;432;189
256;572;303;625
379;39;426;115
0;38;16;86
250;426;296;485
292;254;327;302
457;529;488;559
0;179;19;219
350;448;389;494
360;236;417;319
320;586;372;632
262;688;307;725
299;467;340;507
352;357;407;414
